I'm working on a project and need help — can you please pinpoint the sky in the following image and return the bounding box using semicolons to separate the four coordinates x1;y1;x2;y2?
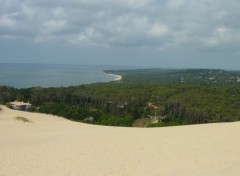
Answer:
0;0;240;69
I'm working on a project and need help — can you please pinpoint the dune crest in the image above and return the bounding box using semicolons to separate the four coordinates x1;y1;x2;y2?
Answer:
0;106;240;176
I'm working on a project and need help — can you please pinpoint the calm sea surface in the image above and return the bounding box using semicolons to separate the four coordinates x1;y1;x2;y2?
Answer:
0;63;125;88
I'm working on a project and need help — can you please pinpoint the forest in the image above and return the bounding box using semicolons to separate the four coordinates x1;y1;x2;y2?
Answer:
104;68;240;85
1;68;240;127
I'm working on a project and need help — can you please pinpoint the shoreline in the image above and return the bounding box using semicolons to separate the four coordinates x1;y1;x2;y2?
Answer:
0;64;124;88
107;73;122;81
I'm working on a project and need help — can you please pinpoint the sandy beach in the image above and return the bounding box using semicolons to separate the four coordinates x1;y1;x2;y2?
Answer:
114;75;122;81
0;105;240;176
107;73;122;81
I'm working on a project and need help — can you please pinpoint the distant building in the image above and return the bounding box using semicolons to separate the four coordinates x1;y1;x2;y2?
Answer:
9;101;32;111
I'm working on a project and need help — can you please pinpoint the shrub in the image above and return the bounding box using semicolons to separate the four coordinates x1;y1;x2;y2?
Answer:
14;116;32;123
99;115;134;127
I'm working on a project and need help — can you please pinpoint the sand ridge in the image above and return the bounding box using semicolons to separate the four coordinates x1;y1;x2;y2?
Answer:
0;106;240;176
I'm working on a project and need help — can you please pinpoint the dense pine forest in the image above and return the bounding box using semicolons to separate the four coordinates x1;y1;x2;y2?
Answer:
1;69;240;127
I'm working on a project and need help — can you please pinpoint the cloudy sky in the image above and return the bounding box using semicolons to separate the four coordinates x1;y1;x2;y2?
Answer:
0;0;240;69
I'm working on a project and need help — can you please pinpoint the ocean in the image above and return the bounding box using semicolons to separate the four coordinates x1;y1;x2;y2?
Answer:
0;63;125;88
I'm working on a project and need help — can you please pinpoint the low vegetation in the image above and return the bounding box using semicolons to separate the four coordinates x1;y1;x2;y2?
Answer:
14;116;32;123
132;118;151;127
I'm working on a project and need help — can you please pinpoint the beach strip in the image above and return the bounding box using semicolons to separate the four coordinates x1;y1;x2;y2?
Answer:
107;73;122;81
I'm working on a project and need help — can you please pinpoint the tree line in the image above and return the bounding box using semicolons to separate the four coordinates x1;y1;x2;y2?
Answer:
1;82;240;127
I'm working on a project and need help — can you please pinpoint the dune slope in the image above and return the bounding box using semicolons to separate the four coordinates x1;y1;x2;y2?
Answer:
0;106;240;176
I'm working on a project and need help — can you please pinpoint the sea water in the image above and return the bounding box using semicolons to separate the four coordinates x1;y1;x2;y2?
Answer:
0;63;122;88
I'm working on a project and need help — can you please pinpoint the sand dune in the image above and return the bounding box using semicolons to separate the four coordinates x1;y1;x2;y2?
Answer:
0;106;240;176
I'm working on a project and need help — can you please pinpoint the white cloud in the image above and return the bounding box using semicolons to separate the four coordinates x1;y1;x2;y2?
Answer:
0;15;16;28
204;27;240;49
52;7;66;19
69;27;104;46
43;19;67;33
208;27;228;45
148;23;169;37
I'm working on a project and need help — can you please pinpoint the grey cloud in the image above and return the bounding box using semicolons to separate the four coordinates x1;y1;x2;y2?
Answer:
0;0;240;52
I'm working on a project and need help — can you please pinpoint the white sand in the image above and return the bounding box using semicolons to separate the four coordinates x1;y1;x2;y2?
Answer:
114;75;122;81
1;105;240;176
108;73;122;81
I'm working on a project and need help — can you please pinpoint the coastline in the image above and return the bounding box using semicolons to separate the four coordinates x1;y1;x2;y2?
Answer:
107;73;122;81
0;64;123;88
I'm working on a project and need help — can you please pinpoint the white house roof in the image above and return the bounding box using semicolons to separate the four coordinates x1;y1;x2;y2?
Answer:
10;101;31;106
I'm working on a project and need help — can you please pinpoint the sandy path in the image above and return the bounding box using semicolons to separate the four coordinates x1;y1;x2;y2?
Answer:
0;106;240;176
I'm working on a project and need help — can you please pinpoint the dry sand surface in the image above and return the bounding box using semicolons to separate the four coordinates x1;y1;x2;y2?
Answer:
1;105;240;176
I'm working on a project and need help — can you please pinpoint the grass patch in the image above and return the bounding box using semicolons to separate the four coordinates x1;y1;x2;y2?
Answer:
14;116;32;123
132;118;151;127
